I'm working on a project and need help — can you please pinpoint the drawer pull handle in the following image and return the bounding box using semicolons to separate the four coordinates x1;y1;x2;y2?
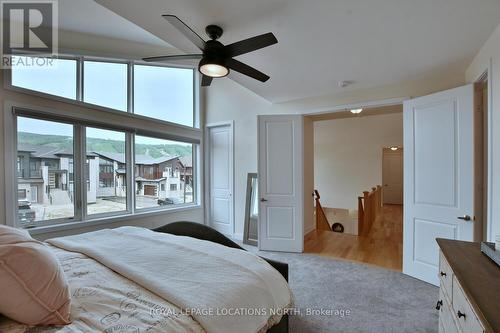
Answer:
435;300;443;310
440;271;447;277
457;311;466;319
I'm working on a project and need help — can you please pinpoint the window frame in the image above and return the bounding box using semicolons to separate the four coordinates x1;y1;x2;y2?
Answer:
4;53;200;129
4;54;202;232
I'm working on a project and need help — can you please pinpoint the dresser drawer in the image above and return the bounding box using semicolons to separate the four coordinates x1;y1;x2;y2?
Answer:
439;251;453;300
452;276;484;333
439;287;460;333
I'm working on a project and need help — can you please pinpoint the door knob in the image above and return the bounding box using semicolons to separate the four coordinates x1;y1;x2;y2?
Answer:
260;198;268;202
457;215;471;221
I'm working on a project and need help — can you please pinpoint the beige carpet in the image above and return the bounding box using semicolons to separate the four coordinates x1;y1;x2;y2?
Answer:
242;245;438;333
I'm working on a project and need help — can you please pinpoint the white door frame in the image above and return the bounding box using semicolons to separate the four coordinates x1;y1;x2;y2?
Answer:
473;61;493;242
205;121;235;236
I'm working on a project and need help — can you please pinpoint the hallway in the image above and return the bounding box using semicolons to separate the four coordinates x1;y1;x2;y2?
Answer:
304;204;403;271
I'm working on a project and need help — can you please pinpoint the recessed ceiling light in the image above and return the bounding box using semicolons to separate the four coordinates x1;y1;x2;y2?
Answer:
390;146;399;151
351;108;363;114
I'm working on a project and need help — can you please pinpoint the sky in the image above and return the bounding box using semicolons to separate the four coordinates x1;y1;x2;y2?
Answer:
12;56;195;139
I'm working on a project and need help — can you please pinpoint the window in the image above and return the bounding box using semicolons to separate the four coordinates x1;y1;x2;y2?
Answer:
18;189;27;200
86;127;127;216
134;65;194;127
11;57;77;99
84;61;128;111
17;117;75;226
9;55;197;128
9;54;200;229
135;135;194;209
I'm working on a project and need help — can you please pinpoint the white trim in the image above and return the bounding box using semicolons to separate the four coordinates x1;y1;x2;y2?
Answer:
472;61;493;242
301;97;408;116
7;99;201;144
27;204;203;236
205;121;235;236
232;233;244;241
4;107;17;227
480;59;494;242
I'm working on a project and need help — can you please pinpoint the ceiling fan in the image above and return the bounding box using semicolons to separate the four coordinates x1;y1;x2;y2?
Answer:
143;15;278;87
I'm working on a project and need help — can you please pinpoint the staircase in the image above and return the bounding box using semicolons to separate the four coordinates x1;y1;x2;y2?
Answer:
314;186;383;236
49;189;72;205
314;190;332;231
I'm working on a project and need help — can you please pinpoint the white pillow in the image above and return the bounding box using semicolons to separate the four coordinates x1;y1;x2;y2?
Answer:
0;225;71;325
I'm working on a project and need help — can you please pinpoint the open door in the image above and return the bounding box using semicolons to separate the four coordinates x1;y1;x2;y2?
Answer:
258;115;304;252
403;84;481;286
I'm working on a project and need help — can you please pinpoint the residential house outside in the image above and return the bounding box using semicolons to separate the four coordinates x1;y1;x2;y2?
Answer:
17;144;193;226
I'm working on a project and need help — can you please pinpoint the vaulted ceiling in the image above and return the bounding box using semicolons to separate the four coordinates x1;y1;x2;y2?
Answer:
60;0;500;103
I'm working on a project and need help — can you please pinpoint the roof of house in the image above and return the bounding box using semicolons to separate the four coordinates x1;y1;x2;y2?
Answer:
17;144;96;159
94;151;179;165
17;144;179;166
179;155;192;168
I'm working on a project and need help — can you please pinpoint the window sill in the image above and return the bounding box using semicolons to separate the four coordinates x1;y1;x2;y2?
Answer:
27;204;202;236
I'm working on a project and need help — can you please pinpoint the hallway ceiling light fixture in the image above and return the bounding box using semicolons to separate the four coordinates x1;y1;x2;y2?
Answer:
350;108;363;114
390;146;399;151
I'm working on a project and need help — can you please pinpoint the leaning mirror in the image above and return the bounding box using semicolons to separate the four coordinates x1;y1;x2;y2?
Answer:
243;173;258;246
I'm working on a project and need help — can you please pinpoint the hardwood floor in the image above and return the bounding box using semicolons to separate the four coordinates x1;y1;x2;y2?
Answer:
304;204;403;271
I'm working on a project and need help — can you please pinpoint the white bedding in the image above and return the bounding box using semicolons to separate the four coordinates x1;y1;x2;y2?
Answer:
0;246;205;333
45;227;292;333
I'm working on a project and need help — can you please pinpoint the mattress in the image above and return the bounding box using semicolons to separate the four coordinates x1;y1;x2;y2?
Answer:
0;246;205;333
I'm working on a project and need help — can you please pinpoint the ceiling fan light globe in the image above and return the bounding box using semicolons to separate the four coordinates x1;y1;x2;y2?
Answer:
199;63;229;78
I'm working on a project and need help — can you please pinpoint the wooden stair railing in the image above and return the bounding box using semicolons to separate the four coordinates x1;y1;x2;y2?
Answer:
314;190;331;231
358;185;383;236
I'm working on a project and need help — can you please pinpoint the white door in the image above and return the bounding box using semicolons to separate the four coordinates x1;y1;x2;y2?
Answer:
382;148;403;205
403;85;476;286
207;123;234;236
258;115;304;252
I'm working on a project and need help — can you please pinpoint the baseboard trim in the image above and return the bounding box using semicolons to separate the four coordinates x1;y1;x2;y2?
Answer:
304;224;316;237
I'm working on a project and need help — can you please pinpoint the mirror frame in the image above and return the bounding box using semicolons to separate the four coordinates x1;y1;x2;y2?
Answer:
243;173;258;246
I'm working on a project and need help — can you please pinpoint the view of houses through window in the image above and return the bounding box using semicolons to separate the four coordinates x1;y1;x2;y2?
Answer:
17;117;75;225
16;117;195;228
86;127;127;216
134;135;194;209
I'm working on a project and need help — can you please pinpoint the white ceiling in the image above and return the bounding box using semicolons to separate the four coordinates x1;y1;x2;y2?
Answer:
56;0;170;47
69;0;500;103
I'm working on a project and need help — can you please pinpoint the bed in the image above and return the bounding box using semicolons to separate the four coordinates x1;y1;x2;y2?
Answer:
0;222;291;333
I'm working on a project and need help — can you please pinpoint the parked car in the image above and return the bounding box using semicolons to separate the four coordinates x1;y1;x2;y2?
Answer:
18;200;36;227
157;197;183;206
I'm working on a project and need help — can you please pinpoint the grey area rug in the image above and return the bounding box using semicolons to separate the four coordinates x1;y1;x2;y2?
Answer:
242;245;438;333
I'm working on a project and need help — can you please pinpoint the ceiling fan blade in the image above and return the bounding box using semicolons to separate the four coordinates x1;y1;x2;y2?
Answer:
225;32;278;57
226;58;270;82
142;54;203;62
201;75;213;87
163;15;206;51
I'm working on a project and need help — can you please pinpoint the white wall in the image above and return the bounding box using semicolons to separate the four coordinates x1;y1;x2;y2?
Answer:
205;79;272;238
466;22;500;242
313;112;403;209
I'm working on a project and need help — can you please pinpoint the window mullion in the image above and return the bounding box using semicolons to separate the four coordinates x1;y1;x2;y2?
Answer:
128;61;134;114
73;125;85;221
76;56;83;101
127;132;135;213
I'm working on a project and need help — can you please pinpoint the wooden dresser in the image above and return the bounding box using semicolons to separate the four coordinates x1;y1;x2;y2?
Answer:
436;239;500;333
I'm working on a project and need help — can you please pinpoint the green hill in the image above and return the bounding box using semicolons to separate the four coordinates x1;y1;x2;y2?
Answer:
18;132;192;158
